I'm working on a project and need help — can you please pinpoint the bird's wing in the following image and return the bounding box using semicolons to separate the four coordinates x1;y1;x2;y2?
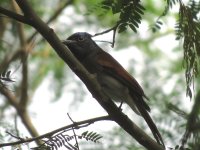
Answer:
96;50;150;111
97;50;165;146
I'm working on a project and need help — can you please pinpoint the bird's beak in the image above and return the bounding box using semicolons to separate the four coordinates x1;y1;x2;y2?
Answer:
62;40;76;45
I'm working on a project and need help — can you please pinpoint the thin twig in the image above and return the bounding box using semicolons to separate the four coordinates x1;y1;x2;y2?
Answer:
14;114;20;137
72;128;79;150
93;23;120;47
67;113;76;124
6;131;24;141
67;113;79;150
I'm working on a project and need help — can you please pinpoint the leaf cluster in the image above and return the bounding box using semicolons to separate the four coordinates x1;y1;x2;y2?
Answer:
0;70;13;82
151;0;179;32
175;0;200;98
32;131;102;150
81;131;102;143
0;70;14;90
179;90;200;149
101;0;145;33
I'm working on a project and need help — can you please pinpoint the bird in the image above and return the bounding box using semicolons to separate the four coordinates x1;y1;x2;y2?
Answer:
62;32;165;146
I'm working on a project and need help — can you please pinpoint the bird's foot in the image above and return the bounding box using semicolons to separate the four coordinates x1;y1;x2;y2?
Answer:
118;101;123;111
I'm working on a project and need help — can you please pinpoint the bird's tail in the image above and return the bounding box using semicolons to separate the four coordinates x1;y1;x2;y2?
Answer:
139;104;165;147
129;95;165;147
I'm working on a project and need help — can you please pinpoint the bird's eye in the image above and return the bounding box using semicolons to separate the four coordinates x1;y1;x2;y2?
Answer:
77;36;84;41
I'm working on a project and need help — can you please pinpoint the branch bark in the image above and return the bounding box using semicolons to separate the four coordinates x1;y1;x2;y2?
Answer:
11;0;29;112
0;7;29;24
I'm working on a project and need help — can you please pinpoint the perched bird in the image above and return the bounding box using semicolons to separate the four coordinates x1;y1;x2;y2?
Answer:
62;32;164;146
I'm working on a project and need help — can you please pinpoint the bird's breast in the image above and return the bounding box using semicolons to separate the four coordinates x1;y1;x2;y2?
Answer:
97;73;130;102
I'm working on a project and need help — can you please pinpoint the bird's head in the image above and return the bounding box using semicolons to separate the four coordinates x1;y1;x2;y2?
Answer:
62;32;99;61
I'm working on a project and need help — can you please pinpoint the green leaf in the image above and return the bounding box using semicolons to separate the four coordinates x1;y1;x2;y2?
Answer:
155;24;161;29
135;6;144;15
157;20;163;25
129;23;137;33
137;3;145;11
118;23;128;33
129;18;139;28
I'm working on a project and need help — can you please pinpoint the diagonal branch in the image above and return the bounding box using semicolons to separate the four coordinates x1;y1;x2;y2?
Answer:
0;7;29;25
0;86;42;145
0;86;19;109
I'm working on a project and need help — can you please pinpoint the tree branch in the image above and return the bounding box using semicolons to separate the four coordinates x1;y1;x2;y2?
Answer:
0;115;111;148
0;7;29;25
11;0;29;112
0;86;19;109
0;86;42;145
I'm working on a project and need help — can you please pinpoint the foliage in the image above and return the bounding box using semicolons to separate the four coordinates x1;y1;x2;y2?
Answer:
175;0;200;99
180;90;200;149
32;131;102;150
0;70;14;90
100;0;145;33
0;70;14;83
